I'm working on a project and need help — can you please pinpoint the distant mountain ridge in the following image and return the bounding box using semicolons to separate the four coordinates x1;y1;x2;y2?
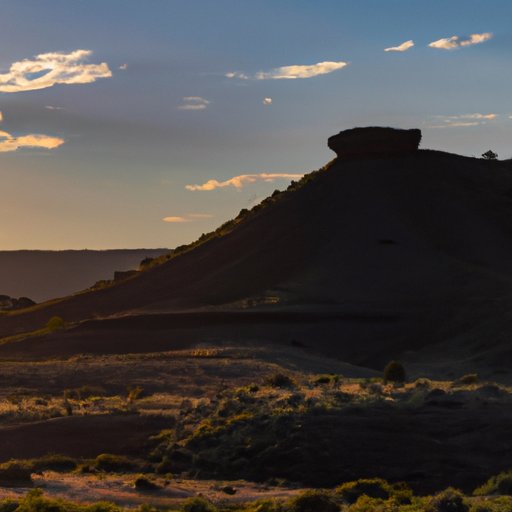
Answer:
0;249;170;302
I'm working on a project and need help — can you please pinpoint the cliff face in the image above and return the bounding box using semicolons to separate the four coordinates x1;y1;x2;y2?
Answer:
327;127;421;158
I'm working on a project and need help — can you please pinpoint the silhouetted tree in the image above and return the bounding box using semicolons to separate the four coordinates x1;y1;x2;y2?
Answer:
482;150;498;160
383;360;406;384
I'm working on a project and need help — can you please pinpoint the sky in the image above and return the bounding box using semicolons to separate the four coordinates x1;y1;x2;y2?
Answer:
0;0;511;250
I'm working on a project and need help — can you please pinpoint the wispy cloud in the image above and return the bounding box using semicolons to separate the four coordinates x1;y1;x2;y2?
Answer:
119;63;128;70
162;216;189;223
0;50;112;93
435;113;497;120
428;113;497;128
186;173;304;191
0;130;64;152
428;32;493;50
384;40;414;52
162;213;213;223
226;60;348;80
225;72;249;80
178;96;210;110
429;121;480;128
263;97;272;105
45;105;64;111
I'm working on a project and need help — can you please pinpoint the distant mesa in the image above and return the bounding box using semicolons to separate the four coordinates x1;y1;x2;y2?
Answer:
328;126;422;159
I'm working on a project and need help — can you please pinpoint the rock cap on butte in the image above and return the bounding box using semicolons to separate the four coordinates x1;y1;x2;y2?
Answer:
328;126;422;159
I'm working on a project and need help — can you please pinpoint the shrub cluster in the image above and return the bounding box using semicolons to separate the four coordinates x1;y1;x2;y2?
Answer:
474;470;512;496
383;361;406;384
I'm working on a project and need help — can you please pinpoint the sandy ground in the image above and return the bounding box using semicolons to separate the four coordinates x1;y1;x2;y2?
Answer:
0;473;304;508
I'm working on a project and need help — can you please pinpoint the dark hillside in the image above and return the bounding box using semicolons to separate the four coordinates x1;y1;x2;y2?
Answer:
1;130;512;377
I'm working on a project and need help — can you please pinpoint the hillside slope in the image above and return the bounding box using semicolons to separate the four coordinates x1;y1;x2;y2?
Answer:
2;134;512;376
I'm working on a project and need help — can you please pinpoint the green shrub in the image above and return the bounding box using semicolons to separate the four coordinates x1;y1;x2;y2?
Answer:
474;470;512;496
127;385;144;402
139;257;154;269
64;386;106;400
31;454;77;472
134;475;160;491
246;499;284;512
348;495;387;512
383;361;406;384
470;504;493;512
453;374;479;386
314;375;333;385
0;499;18;512
415;378;432;389
482;150;498;160
181;496;217;512
266;373;296;389
13;489;124;512
469;497;512;512
0;461;33;486
336;478;391;504
94;454;139;472
46;315;66;331
390;482;413;505
0;460;33;486
426;488;469;512
288;490;339;512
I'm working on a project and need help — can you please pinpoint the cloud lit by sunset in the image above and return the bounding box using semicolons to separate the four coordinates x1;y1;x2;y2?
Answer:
0;50;112;93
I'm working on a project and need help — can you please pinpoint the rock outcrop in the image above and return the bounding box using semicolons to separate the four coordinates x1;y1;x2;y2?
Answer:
328;127;421;158
0;295;36;311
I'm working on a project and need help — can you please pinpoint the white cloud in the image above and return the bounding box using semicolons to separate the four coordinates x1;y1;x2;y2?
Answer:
430;121;481;128
225;71;249;80
459;113;496;119
263;97;272;105
119;63;128;70
429;36;460;50
428;113;498;128
428;32;493;50
162;213;213;223
0;129;64;152
178;96;210;111
435;113;497;120
460;33;493;46
0;49;112;93
384;40;414;52
162;216;189;223
227;60;348;80
45;105;64;110
186;173;305;191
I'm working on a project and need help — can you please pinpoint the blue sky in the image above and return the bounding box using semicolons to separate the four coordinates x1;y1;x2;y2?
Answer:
0;0;511;249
